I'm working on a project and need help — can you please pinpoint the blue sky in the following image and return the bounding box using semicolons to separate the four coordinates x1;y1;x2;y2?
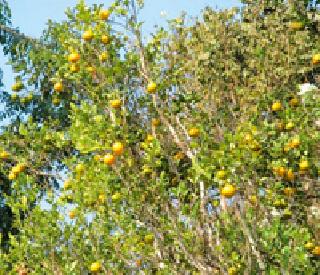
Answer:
0;0;241;91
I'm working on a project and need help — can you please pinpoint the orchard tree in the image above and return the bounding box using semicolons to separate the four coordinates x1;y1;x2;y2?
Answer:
0;0;320;274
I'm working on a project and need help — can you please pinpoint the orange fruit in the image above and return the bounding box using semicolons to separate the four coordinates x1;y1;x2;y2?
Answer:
146;134;154;142
12;163;26;174
112;142;124;156
0;150;9;159
288;21;304;30
147;82;157;94
305;242;314;250
101;35;110;44
286;169;295;181
112;192;121;202
289;138;300;148
299;160;309;171
68;210;76;219
54;82;63;92
8;172;16;180
110;99;121;108
216;170;227;180
11;82;24;92
75;163;85;174
87;66;95;73
272;101;282;111
312;54;320;65
151;118;160;127
90;262;101;272
70;64;80;73
312;246;320;256
104;154;115;165
249;195;257;204
283;187;295;196
188;128;200;137
221;184;236;198
63;179;72;189
244;133;253;142
275;166;286;178
68;52;80;63
228;267;237;275
99;52;108;62
174;151;185;160
83;30;93;41
285;122;295;130
99;9;110;20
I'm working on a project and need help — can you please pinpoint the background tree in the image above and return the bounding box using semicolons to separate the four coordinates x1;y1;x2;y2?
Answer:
0;0;319;274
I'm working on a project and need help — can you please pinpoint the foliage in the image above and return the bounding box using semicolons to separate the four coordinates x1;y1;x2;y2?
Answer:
0;0;320;273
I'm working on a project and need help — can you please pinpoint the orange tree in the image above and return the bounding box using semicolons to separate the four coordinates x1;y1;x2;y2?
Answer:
0;0;320;274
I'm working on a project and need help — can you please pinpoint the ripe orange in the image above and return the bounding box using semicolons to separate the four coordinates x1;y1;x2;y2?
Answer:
283;187;295;196
12;163;26;174
305;242;315;250
312;246;320;256
11;82;24;92
288;21;304;30
112;142;124;156
68;52;80;63
272;101;282;111
70;64;80;73
244;133;253;142
99;9;110;20
0;150;9;159
216;170;227;180
104;154;115;165
86;66;95;73
63;179;72;189
101;35;110;44
8;172;16;180
146;134;154;142
98;194;106;203
299;160;309;171
99;52;108;62
54;82;63;92
83;30;93;41
174;151;185;160
147;82;157;94
221;184;236;198
228;267;237;275
249;195;257;204
152;118;160;127
90;262;102;272
285;122;295;130
112;192;121;201
275;166;286;178
75;163;85;174
286;169;295;181
110;99;121;109
69;210;76;219
312;54;320;65
289;138;300;149
188;127;200;137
